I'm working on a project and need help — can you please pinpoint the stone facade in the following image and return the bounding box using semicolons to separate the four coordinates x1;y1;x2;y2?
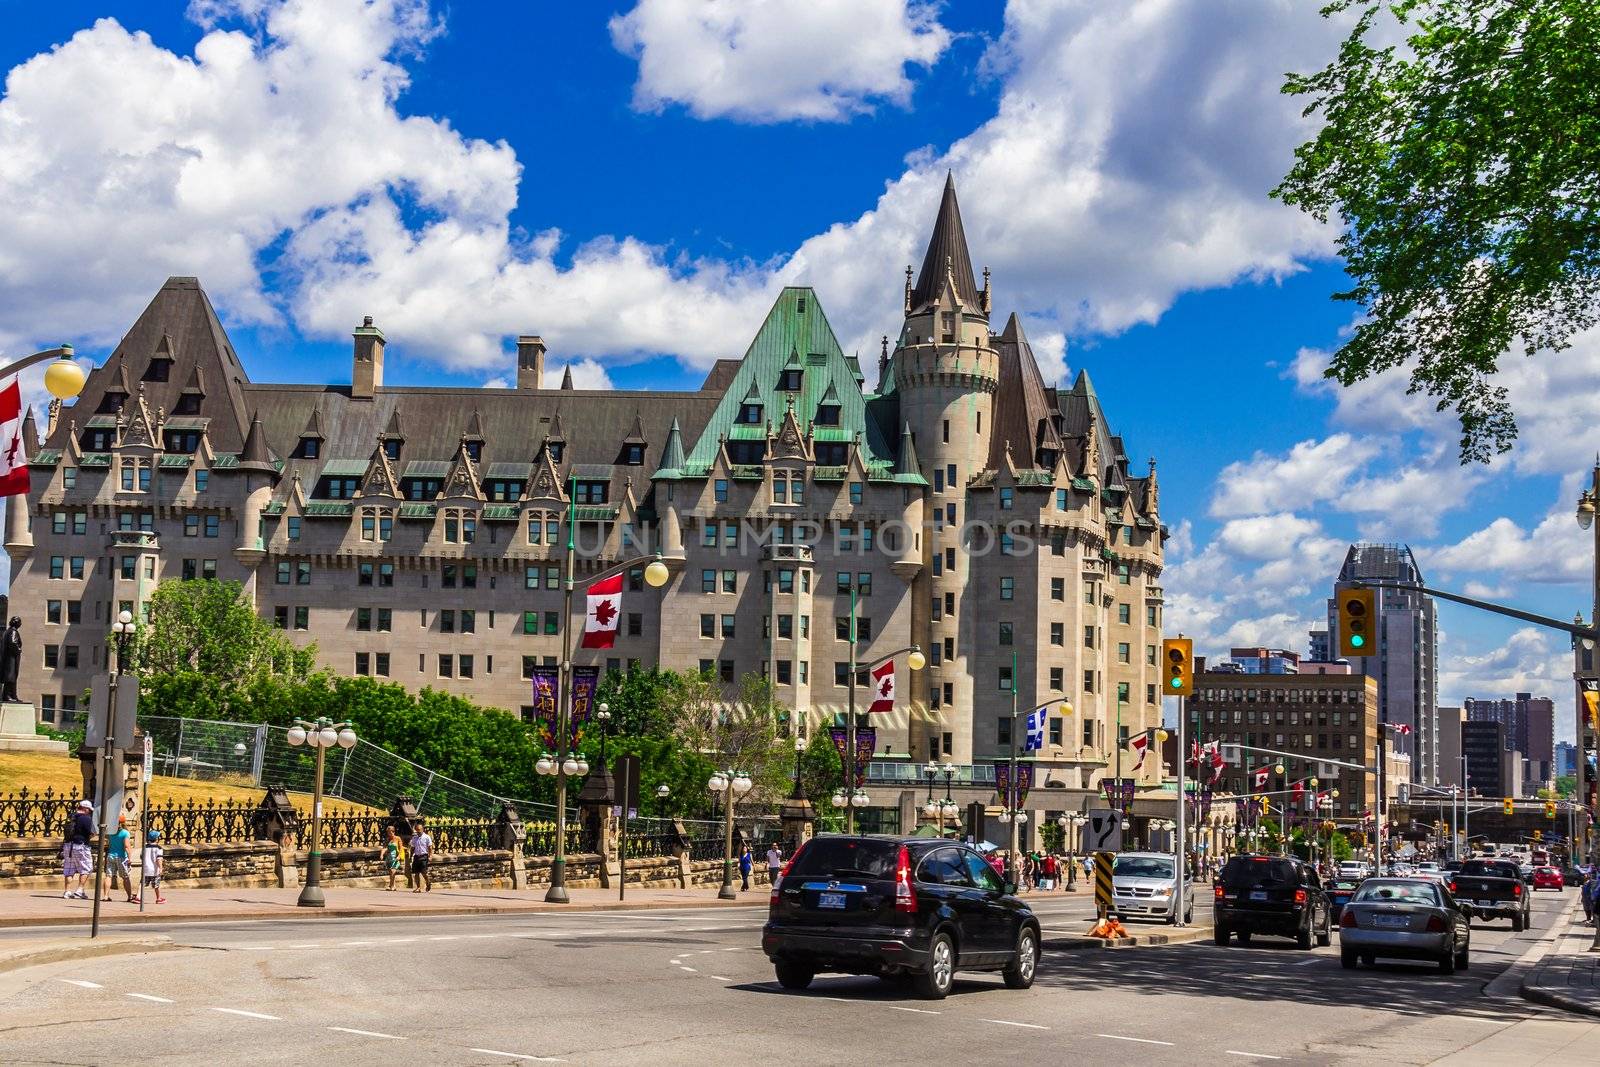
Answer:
7;179;1166;818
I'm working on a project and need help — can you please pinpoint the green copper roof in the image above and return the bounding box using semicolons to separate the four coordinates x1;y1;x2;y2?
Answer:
672;287;895;478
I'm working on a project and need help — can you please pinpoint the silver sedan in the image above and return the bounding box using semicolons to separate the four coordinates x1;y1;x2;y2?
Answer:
1338;878;1471;974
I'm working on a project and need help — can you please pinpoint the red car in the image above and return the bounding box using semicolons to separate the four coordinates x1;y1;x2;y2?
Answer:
1532;866;1565;891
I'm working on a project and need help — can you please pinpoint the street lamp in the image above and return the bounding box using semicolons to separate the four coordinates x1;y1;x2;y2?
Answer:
286;716;358;907
837;589;924;832
655;783;670;820
1058;812;1086;888
0;345;88;400
709;768;753;899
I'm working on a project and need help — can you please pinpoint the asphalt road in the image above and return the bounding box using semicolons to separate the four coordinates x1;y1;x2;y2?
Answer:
0;886;1582;1066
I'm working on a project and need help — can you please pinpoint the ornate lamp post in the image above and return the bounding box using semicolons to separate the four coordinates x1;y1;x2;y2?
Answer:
655;783;670;819
708;768;753;899
90;609;135;938
1057;812;1085;888
286;717;358;907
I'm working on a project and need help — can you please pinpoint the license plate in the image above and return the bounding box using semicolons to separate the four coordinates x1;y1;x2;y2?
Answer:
1249;891;1267;901
1374;914;1408;928
1476;900;1495;908
817;892;847;910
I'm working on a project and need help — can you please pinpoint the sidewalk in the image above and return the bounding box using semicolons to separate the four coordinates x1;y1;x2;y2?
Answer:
0;884;768;929
1522;904;1600;1019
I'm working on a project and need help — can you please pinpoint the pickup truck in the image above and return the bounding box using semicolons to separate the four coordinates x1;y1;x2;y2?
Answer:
1451;860;1530;931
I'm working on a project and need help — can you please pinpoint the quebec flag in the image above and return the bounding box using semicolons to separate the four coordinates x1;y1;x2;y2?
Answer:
1024;705;1048;752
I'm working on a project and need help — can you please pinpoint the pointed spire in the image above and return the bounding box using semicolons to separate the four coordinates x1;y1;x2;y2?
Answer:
359;434;402;499
301;406;326;440
1145;457;1159;515
546;409;567;442
237;411;276;475
1071;368;1097;398
440;434;484;502
656;416;685;474
560;365;574;390
897;420;921;477
624;410;647;444
383;407;403;438
110;359;132;396
463;408;486;441
908;172;980;312
20;405;39;454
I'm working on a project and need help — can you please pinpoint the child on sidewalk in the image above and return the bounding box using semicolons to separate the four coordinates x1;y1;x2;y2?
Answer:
142;830;166;904
384;825;403;891
107;815;138;903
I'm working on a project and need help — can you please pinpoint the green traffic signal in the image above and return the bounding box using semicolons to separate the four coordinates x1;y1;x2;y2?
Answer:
1350;634;1365;648
1169;677;1182;688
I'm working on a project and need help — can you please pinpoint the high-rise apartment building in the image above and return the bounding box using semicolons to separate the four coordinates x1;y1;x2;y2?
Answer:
1436;705;1465;788
5;179;1166;813
1466;693;1555;793
1328;544;1438;784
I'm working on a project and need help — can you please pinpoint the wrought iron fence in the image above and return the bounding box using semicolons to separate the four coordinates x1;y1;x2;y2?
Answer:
144;798;260;844
0;787;80;839
522;823;587;857
428;818;494;853
621;822;679;859
688;830;724;861
318;812;394;850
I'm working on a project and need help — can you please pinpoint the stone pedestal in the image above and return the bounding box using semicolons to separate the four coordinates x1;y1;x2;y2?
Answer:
0;702;66;753
779;797;816;853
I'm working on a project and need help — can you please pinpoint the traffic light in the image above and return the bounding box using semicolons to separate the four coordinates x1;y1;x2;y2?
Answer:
1162;637;1194;697
1545;799;1557;820
1337;586;1376;657
1503;797;1515;816
1261;796;1271;816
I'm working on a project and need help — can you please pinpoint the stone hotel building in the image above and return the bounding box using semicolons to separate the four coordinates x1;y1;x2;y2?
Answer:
7;178;1168;812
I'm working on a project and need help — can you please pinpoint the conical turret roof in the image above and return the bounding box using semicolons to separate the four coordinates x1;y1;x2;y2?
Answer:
908;172;980;311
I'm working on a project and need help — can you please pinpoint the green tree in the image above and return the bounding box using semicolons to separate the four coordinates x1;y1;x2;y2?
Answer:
1275;0;1600;462
1555;774;1577;798
661;670;793;811
1326;830;1355;862
134;579;315;682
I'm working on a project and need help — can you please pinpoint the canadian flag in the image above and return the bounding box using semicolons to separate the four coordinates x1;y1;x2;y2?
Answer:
867;659;896;713
1253;766;1270;790
1208;742;1225;772
581;573;623;649
0;380;28;497
1130;732;1149;768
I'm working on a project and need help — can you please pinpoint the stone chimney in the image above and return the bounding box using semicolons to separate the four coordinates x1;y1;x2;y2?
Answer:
353;315;385;399
517;335;546;391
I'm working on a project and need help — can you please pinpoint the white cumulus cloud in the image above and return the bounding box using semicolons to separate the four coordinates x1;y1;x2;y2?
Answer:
608;0;951;123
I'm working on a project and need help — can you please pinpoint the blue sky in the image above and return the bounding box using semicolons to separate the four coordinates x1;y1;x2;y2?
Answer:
1;1;1595;737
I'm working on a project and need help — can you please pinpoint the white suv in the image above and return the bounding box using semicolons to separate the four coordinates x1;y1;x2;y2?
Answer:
1111;852;1192;924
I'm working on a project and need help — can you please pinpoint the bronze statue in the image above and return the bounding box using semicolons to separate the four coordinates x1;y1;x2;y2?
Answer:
0;616;21;703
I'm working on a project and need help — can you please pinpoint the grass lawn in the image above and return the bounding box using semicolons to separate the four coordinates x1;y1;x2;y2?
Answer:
0;750;373;811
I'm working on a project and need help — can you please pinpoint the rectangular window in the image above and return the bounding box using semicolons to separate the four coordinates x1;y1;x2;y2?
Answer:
44;645;59;669
46;600;62;624
73;513;86;535
1083;670;1095;694
997;716;1012;744
63;468;77;489
719;659;734;683
375;653;389;677
791;479;804;504
1084;625;1095;649
1118;603;1131;625
1118;642;1130;664
523;610;539;635
357;608;373;631
438;654;453;678
1050;622;1064;645
459;655;474;679
1147;605;1158;626
287;517;301;541
1049;718;1063;746
702;569;716;593
1117;681;1130;706
544;611;559;635
70;557;85;579
296;562;312;585
720;614;735;638
120;556;135;580
49;556;64;579
999;487;1013;510
714;479;729;503
849;481;863;505
274;607;288;629
1050;667;1064;690
184;515;199;537
999;666;1013;692
460;609;476;634
355;653;371;676
377;608;391;632
772;479;786;504
627;612;642;637
1051;577;1064;601
721;570;736;593
998;621;1013;645
379;563;394;587
294;607;309;631
443;565;457;588
204;515;220;538
700;614;715;638
1000;577;1014;600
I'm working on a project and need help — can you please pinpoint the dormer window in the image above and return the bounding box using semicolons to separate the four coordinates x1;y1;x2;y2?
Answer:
382;438;401;460
173;394;202;416
623;444;644;465
97;392;126;415
547;442;565;463
143;359;171;383
778;370;802;391
815;404;840;426
574;480;608;504
941;312;956;343
814;442;847;466
464;440;483;462
296;437;321;459
163;430;201;454
318;476;359;499
738;403;763;425
486;479;524;502
728;440;766;465
82;428;114;451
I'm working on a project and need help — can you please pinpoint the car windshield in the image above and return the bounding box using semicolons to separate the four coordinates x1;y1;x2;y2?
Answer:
785;838;900;880
1354;880;1440;906
1221;857;1298;890
1114;856;1173;879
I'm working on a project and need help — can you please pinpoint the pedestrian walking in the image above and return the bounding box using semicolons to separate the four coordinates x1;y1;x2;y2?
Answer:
107;815;138;903
1583;868;1599;925
383;825;403;891
766;843;783;885
61;799;94;899
409;820;434;892
141;830;165;904
739;844;753;891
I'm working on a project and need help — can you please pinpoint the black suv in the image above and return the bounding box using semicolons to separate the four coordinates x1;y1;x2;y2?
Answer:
762;835;1041;999
1213;854;1332;949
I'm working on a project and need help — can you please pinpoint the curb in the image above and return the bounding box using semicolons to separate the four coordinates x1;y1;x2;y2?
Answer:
0;936;176;976
1045;926;1213;951
1518;899;1600;1019
0;894;766;930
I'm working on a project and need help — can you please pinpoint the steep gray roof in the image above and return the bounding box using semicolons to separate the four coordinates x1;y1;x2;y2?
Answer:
909;173;981;312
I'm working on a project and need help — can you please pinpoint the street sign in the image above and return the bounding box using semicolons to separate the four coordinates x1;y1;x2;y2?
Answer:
85;676;139;750
1083;808;1123;853
141;736;153;784
1221;744;1241;766
1093;850;1116;916
613;755;641;811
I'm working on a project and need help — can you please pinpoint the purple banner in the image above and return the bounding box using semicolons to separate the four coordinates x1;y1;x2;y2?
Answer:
531;667;559;751
995;763;1036;808
569;666;601;747
1100;777;1136;807
828;727;875;788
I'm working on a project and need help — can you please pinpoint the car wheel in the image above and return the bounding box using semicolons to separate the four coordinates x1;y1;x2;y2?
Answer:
1237;929;1252;945
916;932;956;1000
1361;953;1375;966
1341;947;1357;969
1185;907;1194;925
1438;950;1456;975
1511;913;1525;933
1002;927;1038;990
1316;919;1332;948
1214;925;1230;946
1455;944;1470;971
1296;921;1313;951
774;961;814;990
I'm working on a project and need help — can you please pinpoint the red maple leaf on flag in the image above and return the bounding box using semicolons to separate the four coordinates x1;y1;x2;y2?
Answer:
879;679;893;698
593;598;617;626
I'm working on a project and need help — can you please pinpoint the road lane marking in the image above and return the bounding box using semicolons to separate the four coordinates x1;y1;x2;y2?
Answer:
125;993;173;1003
290;943;321;949
57;979;102;989
340;940;376;946
329;1027;405;1040
1226;1053;1281;1060
468;1047;563;1062
209;1007;281;1020
986;1020;1049;1030
888;1006;940;1015
1291;958;1319;966
708;975;732;982
679;966;697;972
1097;1034;1173;1045
428;936;459;941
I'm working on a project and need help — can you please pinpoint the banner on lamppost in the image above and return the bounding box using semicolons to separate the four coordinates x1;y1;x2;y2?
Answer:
828;727;875;788
996;762;1035;808
1099;777;1135;808
531;667;559;750
569;666;601;746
